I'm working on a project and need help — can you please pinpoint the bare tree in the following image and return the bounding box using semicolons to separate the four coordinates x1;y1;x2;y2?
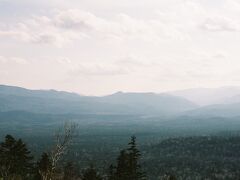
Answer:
39;121;78;180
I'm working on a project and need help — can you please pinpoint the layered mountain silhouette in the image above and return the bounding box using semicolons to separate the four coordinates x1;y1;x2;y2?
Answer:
2;84;240;118
0;85;197;115
2;84;240;137
168;86;240;106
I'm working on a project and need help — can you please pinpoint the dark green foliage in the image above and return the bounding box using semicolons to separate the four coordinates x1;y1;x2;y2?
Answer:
110;136;145;180
63;162;79;180
36;152;52;179
108;164;116;180
144;136;240;179
115;150;129;179
161;174;177;180
127;136;145;180
0;135;33;179
81;165;103;180
38;153;52;172
168;175;177;180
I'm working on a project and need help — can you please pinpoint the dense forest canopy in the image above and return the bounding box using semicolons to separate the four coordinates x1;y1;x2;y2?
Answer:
2;130;240;179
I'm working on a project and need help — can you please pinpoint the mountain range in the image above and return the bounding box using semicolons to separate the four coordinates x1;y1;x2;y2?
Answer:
1;85;240;118
0;85;197;115
169;86;240;106
1;84;240;138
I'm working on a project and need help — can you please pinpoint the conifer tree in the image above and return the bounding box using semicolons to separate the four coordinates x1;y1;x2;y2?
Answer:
109;136;145;180
37;152;52;180
115;150;129;180
162;174;177;180
108;164;116;180
81;165;103;180
127;136;145;180
0;135;33;179
63;162;79;180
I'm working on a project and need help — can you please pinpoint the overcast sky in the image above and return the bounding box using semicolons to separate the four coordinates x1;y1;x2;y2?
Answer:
1;0;240;95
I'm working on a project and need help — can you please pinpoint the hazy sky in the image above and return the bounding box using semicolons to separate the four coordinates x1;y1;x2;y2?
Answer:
1;0;240;95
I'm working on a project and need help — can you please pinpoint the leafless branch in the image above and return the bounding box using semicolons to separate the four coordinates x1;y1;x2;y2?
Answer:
51;122;78;172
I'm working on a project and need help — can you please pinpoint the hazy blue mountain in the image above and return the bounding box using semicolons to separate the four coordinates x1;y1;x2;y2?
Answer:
181;102;240;118
99;91;198;114
0;85;197;115
168;86;240;106
217;94;240;104
0;84;84;100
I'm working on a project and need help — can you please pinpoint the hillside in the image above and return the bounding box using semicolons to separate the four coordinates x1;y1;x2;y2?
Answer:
0;85;197;115
168;86;240;106
144;136;240;179
182;102;240;118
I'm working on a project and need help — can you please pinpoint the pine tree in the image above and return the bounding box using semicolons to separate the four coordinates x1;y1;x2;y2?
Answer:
162;174;177;180
115;150;129;180
127;136;145;180
37;152;52;180
108;164;116;180
81;165;103;180
63;162;79;180
110;136;146;180
0;135;33;179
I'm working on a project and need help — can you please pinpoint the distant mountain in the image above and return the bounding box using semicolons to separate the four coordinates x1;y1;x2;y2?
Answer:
168;86;240;106
0;85;197;115
181;102;240;118
0;84;83;101
217;94;240;104
99;91;198;114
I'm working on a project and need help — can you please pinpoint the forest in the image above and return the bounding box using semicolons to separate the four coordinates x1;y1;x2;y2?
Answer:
0;123;147;180
2;121;240;180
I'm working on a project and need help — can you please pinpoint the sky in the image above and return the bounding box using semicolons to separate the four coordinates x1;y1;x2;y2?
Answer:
1;0;240;95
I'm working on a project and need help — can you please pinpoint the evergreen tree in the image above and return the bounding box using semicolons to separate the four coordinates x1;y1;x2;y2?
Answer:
63;162;79;180
126;136;145;180
110;136;145;180
108;164;116;180
37;152;52;180
0;135;33;179
81;165;103;180
168;175;177;180
115;150;129;180
162;174;177;180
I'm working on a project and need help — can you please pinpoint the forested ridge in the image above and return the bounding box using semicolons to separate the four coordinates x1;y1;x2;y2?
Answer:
0;129;147;180
2;130;240;179
144;136;240;179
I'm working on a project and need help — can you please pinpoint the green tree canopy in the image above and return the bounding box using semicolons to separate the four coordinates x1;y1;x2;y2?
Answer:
81;165;103;180
0;135;33;179
109;136;146;180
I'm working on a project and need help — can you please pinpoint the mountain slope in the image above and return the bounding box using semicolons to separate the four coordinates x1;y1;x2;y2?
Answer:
168;86;240;106
182;102;240;118
0;85;197;115
99;92;198;114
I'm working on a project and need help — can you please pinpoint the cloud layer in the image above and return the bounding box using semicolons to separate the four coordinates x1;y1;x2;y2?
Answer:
1;0;240;95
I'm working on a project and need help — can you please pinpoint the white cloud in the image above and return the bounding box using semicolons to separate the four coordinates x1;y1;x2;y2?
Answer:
0;56;7;63
200;16;240;32
70;63;128;76
0;30;31;42
1;1;240;94
53;9;104;31
0;8;191;46
0;56;28;65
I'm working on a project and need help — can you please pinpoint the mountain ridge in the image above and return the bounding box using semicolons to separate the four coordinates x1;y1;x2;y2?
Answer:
0;84;197;115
